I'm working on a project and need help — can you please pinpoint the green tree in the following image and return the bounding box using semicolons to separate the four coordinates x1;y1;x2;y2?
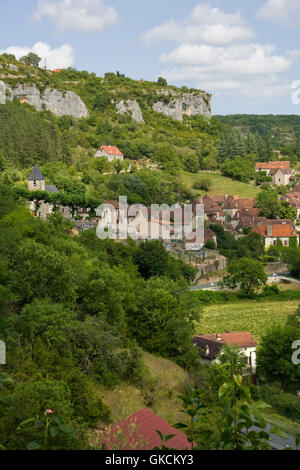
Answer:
157;77;167;86
256;190;280;219
256;325;300;389
223;258;267;296
21;52;41;67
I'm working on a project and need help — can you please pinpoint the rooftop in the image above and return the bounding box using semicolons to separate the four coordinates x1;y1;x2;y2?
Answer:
98;408;193;450
28;165;45;181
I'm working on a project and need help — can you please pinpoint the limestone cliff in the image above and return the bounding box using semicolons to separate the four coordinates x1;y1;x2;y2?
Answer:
153;92;211;121
0;81;88;118
116;99;144;123
0;81;5;105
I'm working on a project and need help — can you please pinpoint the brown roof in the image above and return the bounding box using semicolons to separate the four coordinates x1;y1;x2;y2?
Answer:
193;332;257;360
269;168;293;176
292;184;300;194
98;408;193;450
255;161;290;170
283;194;300;208
237;216;267;228
233;207;259;220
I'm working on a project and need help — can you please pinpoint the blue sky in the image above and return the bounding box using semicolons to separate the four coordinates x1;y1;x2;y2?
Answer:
0;0;300;115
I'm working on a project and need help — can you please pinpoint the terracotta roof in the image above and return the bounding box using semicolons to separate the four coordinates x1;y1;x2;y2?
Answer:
193;332;257;360
223;198;253;210
255;161;290;170
100;145;124;157
99;408;193;450
252;222;298;238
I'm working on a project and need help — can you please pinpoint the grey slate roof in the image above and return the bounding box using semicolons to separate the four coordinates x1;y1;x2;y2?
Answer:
28;165;45;181
45;185;59;193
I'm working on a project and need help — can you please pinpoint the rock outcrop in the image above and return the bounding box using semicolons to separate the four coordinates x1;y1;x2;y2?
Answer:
153;92;211;121
1;82;89;118
0;81;6;104
116;99;144;123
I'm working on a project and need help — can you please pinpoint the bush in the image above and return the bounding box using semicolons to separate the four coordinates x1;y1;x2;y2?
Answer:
193;178;212;192
260;385;300;422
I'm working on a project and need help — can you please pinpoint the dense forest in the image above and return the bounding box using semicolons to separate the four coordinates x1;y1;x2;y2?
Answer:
216;114;300;157
0;184;201;449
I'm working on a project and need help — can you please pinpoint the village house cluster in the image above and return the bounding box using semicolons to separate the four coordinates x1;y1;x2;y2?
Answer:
199;192;299;248
255;161;295;186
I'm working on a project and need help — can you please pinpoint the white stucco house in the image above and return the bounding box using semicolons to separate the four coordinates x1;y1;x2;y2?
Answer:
95;145;124;162
252;221;299;248
193;331;257;370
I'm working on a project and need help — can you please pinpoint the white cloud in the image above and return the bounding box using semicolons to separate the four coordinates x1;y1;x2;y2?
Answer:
257;0;300;26
142;3;254;46
0;42;75;69
142;3;300;103
33;0;119;32
160;43;292;75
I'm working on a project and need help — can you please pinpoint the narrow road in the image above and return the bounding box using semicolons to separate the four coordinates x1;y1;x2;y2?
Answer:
190;273;299;291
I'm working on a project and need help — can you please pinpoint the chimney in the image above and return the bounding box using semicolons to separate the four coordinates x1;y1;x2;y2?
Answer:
216;334;222;341
267;225;272;237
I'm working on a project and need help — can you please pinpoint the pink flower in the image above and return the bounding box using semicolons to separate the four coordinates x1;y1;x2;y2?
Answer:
45;409;53;416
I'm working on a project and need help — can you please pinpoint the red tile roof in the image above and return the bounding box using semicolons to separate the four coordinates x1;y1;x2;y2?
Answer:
255;161;290;171
195;331;257;349
252;222;298;238
99;408;193;450
100;145;123;157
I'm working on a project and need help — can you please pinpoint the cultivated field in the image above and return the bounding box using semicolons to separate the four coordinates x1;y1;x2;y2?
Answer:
181;170;260;199
195;299;299;343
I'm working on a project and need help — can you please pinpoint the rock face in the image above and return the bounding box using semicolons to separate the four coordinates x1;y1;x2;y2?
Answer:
153;93;211;121
116;99;144;123
0;81;6;104
3;83;89;118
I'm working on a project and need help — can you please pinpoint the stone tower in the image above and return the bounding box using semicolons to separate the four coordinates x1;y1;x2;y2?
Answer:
28;165;45;191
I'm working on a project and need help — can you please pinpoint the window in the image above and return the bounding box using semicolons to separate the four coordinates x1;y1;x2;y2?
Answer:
33;180;37;187
273;240;277;246
284;240;288;246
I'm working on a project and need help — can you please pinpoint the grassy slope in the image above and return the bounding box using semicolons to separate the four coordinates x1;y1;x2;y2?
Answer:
195;299;299;343
99;352;189;425
180;170;260;199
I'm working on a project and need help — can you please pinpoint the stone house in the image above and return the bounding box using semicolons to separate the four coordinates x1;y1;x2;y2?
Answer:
28;165;71;219
193;331;257;370
95;145;124;162
270;168;295;186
